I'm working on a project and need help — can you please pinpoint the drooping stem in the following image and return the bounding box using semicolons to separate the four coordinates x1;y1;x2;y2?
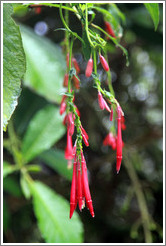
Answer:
123;148;153;243
68;37;74;93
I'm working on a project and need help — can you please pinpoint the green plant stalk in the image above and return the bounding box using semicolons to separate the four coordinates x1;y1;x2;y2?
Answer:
65;5;69;53
68;38;74;93
123;148;153;243
85;3;95;48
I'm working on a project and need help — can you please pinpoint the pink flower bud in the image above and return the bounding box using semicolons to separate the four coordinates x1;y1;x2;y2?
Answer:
73;76;80;89
85;58;93;77
105;21;116;38
98;91;105;110
72;58;80;74
59;95;67;115
63;73;69;87
70;160;77;219
116;106;123;173
65;128;73;161
99;55;109;71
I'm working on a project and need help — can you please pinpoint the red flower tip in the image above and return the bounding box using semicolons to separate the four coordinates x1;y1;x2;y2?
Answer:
63;73;69;87
73;75;80;89
72;58;80;74
103;133;117;150
98;91;105;110
81;127;89;146
105;21;116;38
85;58;93;77
99;55;109;71
65;128;73;160
60;95;67;115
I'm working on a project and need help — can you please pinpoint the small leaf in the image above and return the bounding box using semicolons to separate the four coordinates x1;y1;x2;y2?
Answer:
20;25;66;104
3;3;26;131
22;105;65;162
20;174;31;199
30;181;84;243
3;161;16;178
144;3;159;31
39;149;72;181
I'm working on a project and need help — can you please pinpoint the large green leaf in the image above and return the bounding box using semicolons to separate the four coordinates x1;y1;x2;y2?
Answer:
22;105;65;163
3;3;26;131
39;149;72;181
31;181;83;243
20;25;66;103
144;3;159;30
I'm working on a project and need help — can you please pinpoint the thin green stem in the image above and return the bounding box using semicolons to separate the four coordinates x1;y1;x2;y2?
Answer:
28;3;77;13
85;3;95;48
123;148;153;243
65;5;69;53
68;38;74;93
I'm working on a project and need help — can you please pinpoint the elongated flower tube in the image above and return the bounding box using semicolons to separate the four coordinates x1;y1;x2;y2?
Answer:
105;21;116;38
63;73;69;87
73;75;80;89
85;58;93;77
116;106;123;173
110;108;113;121
70;159;77;219
72;57;80;74
80;125;89;140
81;153;95;217
99;55;109;71
98;91;105;110
81;127;89;147
67;113;75;136
65;128;73;168
77;160;83;211
59;95;67;115
98;91;111;112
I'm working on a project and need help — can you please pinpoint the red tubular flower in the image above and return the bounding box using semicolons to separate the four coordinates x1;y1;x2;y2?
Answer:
81;153;95;217
65;128;73;168
70;160;77;219
73;76;80;89
99;55;109;71
98;91;105;110
67;113;75;136
80;125;89;140
72;58;80;74
77;161;83;211
85;58;93;77
63;73;69;87
105;21;116;38
74;105;81;117
98;91;111;112
60;95;67;115
81;127;89;146
116;106;123;173
103;132;117;150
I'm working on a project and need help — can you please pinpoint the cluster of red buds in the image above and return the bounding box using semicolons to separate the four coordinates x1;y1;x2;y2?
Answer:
60;44;125;218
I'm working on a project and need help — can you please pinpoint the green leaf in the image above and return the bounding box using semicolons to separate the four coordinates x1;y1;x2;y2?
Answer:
20;25;66;103
39;149;72;181
144;3;159;30
3;199;10;233
20;174;31;199
3;3;26;131
3;176;22;197
3;161;16;178
22;105;65;162
82;29;91;60
31;181;83;243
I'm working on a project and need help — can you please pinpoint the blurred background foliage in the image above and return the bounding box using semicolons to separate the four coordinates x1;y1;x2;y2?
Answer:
3;3;163;243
